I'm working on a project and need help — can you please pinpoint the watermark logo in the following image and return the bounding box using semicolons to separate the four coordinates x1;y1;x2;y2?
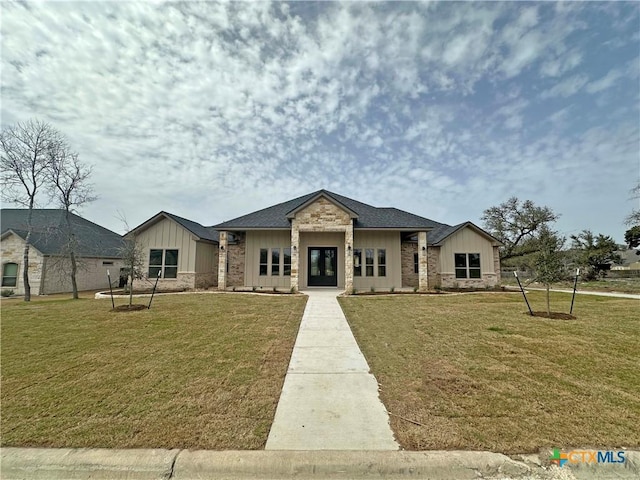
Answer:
550;449;626;467
549;449;568;467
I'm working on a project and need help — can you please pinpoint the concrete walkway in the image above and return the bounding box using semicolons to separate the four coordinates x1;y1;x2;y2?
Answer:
265;289;398;450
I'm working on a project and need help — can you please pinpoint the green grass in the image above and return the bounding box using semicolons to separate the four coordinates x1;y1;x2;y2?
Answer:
339;291;640;453
1;293;306;449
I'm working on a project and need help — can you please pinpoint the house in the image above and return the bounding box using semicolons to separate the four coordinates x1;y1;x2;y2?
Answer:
212;190;502;291
610;249;640;271
1;209;124;295
126;211;219;290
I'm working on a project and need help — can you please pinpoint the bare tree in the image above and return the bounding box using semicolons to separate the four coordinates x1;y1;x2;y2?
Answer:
1;120;63;301
47;143;96;299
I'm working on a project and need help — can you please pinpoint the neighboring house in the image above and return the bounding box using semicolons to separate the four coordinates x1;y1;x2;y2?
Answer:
212;190;502;291
611;249;640;270
1;209;124;295
126;211;219;291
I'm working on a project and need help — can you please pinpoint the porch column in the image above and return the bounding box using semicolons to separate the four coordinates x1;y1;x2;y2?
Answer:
418;231;428;291
217;231;228;290
344;222;354;292
290;223;299;291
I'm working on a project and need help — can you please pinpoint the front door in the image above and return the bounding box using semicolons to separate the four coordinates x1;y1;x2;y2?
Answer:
308;247;338;286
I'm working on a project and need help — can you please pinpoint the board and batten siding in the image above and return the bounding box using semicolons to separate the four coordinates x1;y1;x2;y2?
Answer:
194;242;218;275
439;228;495;274
353;231;401;290
245;231;291;288
134;217;196;274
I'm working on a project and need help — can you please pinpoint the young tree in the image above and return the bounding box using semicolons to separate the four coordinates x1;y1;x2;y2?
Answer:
47;145;96;299
481;197;559;261
533;226;565;317
570;230;622;280
117;222;146;307
1;119;63;301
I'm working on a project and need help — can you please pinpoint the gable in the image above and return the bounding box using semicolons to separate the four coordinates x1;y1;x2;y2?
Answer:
291;196;353;230
1;230;44;257
127;212;218;243
133;215;197;247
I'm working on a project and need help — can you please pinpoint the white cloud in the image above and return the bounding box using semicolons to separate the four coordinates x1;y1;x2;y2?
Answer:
0;1;637;242
541;74;590;98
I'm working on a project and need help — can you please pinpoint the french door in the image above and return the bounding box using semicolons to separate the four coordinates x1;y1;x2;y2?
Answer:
308;247;338;286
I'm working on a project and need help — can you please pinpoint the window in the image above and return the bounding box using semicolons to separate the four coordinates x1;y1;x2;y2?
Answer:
365;249;374;276
283;248;291;276
148;249;179;278
455;253;481;279
414;252;419;274
271;248;280;276
164;250;178;278
378;249;386;277
353;249;362;276
2;263;18;287
259;248;268;276
149;249;163;278
102;261;114;266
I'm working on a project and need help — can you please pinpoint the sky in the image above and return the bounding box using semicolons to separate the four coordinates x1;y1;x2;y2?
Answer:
1;1;639;242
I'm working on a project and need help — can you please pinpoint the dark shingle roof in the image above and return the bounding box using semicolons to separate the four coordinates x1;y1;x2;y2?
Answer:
427;221;502;246
162;212;219;242
214;190;443;230
1;209;124;257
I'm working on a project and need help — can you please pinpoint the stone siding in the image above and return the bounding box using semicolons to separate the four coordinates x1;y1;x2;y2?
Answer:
294;197;352;230
427;247;441;290
217;231;228;290
291;196;354;291
440;273;499;288
1;234;44;295
401;242;418;287
227;233;246;287
418;232;428;291
195;272;217;289
493;246;502;284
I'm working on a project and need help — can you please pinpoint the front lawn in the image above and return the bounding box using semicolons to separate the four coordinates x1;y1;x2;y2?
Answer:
1;293;306;449
339;291;640;453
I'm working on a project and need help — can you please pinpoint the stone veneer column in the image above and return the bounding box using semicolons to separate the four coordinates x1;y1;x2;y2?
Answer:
418;231;428;291
290;222;300;291
344;221;354;292
217;231;228;290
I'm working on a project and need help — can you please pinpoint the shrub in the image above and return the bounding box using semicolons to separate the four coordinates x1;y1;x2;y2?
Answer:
351;287;357;295
290;286;296;294
1;289;14;297
252;286;257;292
390;286;395;293
273;286;277;293
370;286;375;293
413;286;418;293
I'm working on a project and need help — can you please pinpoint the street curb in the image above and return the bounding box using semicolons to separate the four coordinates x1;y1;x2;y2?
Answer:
0;447;179;479
2;448;639;479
